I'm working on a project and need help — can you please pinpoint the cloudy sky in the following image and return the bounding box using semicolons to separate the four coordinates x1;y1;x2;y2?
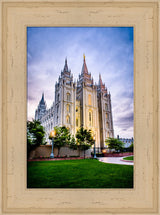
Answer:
27;27;133;138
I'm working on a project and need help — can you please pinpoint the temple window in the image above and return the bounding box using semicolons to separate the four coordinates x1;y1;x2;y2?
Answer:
107;132;110;138
76;118;78;127
66;104;70;113
89;111;92;126
66;115;70;124
67;93;71;101
105;103;108;111
88;94;92;106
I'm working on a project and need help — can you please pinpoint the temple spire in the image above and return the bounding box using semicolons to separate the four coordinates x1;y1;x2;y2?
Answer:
63;58;68;72
39;92;45;105
42;92;44;101
81;54;88;74
99;73;103;87
65;57;67;65
83;54;85;61
98;73;107;94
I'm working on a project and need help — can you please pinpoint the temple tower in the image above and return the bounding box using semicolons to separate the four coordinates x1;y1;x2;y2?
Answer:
35;93;47;120
76;55;100;147
54;59;76;134
97;74;114;148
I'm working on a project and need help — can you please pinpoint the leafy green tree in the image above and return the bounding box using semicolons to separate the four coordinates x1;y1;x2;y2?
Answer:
75;127;94;159
68;135;77;150
128;143;134;152
27;120;45;158
52;126;71;156
105;138;125;153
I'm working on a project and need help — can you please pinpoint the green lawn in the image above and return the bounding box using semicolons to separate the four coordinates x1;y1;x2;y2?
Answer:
123;156;134;161
27;159;133;188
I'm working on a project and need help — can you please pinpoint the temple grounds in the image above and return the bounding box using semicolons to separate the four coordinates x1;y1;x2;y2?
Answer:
27;159;133;188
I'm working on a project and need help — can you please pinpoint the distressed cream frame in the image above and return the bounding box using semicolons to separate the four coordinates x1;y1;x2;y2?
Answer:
0;0;159;214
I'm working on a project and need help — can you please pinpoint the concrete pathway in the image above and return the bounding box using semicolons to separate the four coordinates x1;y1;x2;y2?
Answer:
98;156;134;165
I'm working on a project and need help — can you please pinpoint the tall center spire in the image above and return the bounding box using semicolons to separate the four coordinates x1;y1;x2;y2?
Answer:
81;54;88;74
83;54;85;61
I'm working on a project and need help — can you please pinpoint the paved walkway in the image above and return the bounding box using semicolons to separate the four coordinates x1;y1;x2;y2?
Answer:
98;156;134;165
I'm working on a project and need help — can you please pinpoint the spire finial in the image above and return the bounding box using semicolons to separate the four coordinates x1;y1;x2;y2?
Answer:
83;54;85;61
64;57;68;72
42;92;44;99
99;73;103;87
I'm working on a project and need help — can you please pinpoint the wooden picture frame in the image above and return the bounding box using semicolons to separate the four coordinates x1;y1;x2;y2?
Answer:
0;0;159;214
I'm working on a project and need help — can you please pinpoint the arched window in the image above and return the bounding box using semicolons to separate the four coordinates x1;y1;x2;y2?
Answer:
107;132;110;138
76;118;78;127
57;94;59;102
105;103;108;111
88;111;92;126
88;94;92;106
106;122;109;129
66;115;70;124
67;93;71;101
66;104;70;113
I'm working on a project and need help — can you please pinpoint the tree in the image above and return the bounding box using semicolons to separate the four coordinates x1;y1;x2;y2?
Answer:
68;135;77;150
27;120;45;158
105;138;125;153
75;127;94;158
52;126;71;156
128;142;134;152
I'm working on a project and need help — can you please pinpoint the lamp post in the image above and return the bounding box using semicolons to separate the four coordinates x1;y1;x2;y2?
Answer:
50;130;56;159
93;135;97;159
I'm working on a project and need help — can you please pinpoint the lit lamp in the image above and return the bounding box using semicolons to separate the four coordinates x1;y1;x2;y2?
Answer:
50;130;56;159
93;135;97;159
102;149;107;154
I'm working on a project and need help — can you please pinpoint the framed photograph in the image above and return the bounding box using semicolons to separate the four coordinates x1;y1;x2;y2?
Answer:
0;0;159;214
27;26;134;189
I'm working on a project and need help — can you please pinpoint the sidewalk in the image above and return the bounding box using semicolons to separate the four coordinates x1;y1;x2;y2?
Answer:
98;157;134;165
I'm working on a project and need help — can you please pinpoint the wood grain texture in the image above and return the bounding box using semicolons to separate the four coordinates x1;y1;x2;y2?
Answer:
0;0;159;214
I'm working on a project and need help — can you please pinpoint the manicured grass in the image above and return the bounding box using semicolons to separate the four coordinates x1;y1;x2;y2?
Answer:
27;159;133;188
123;156;134;161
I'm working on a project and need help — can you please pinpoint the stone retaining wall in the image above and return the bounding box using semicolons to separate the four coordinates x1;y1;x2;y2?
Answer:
29;145;91;159
103;152;133;157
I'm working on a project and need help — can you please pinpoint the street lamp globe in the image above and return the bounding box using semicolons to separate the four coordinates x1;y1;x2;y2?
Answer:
50;130;56;138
